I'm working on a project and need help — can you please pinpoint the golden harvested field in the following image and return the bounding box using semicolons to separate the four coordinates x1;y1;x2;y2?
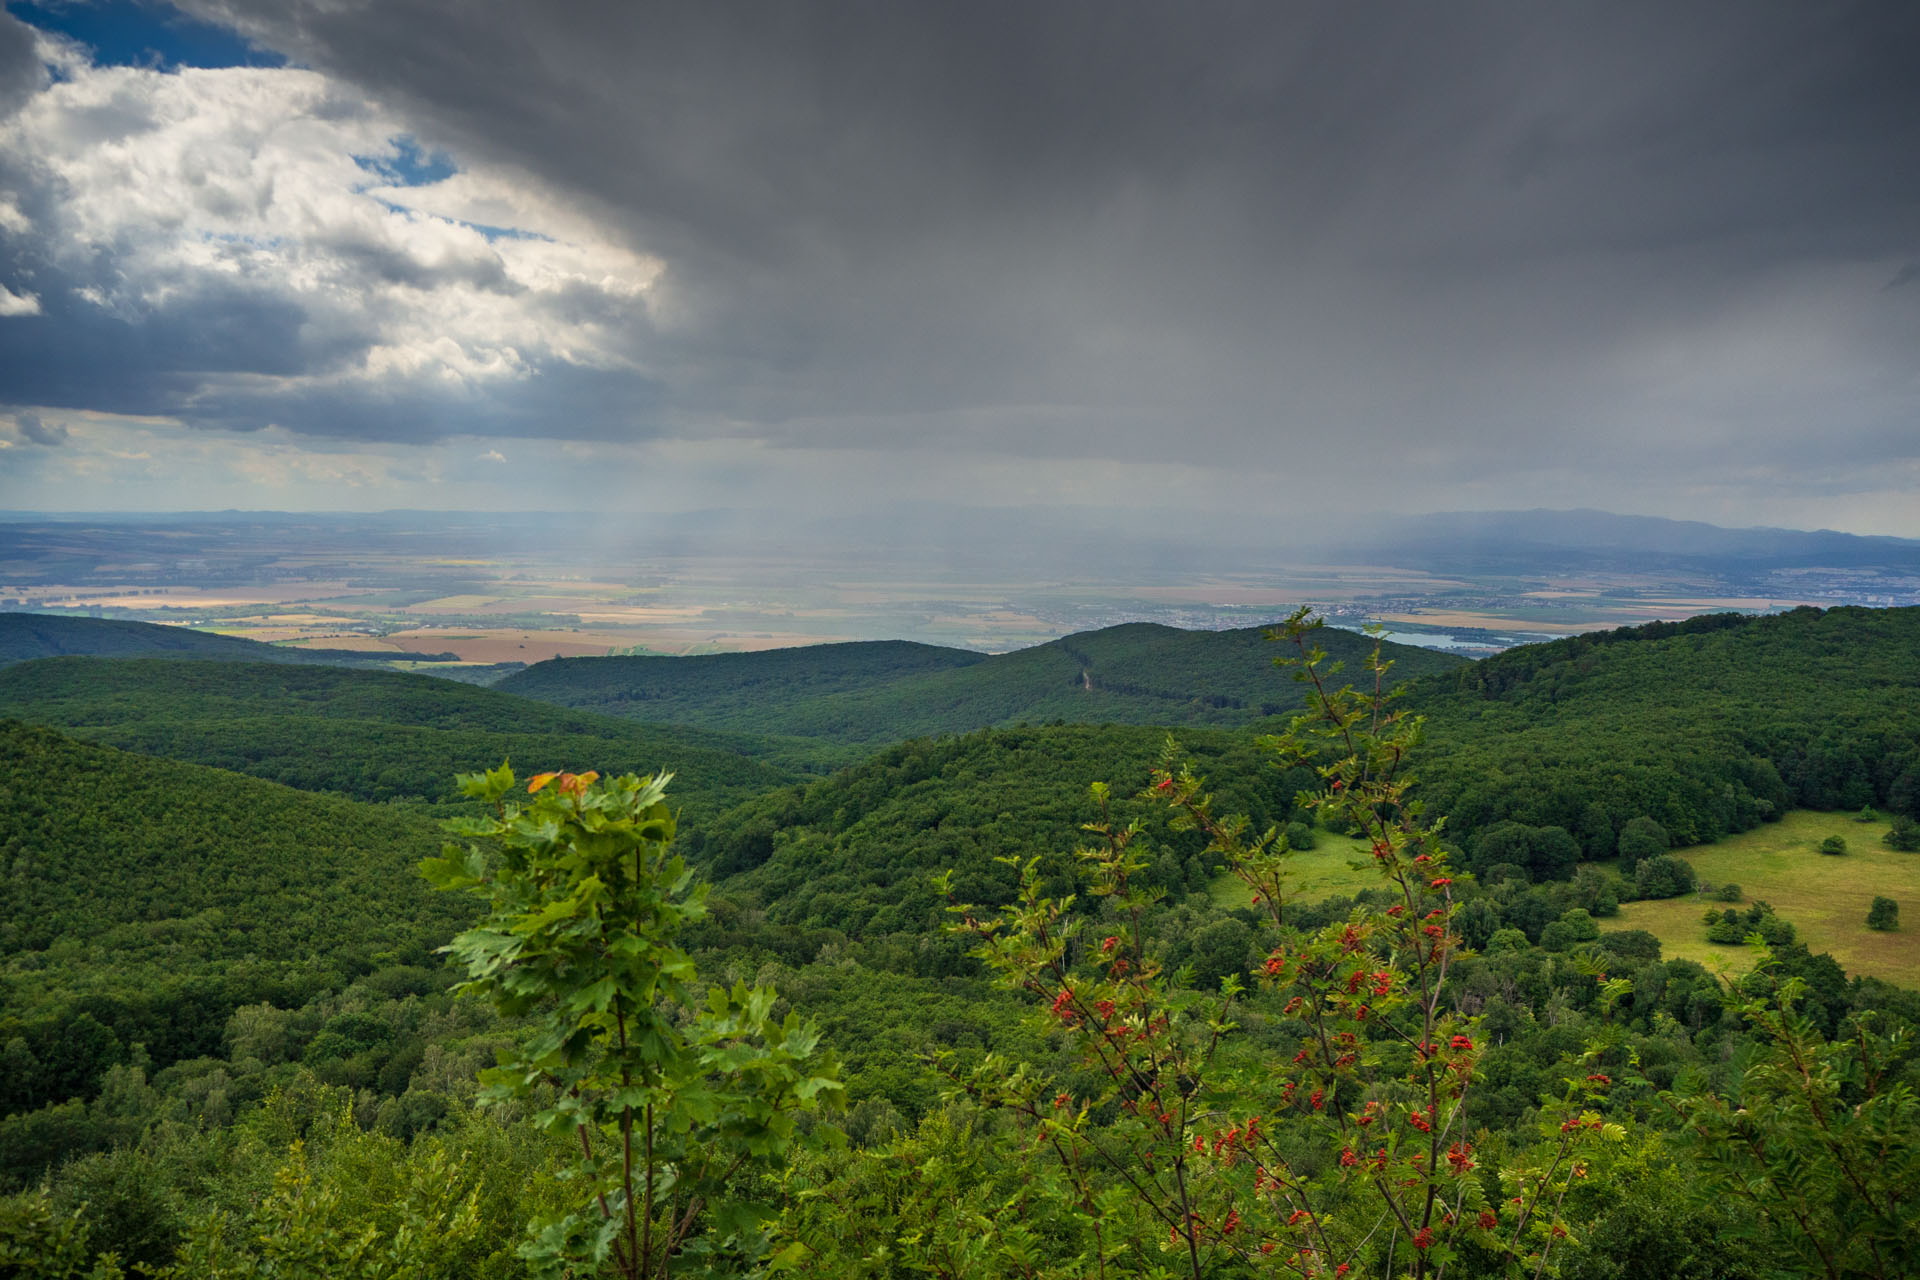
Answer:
284;626;854;661
1613;811;1920;986
13;583;370;609
1379;610;1593;633
320;629;657;662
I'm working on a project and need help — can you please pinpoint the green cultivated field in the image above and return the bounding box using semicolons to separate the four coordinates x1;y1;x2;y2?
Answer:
1613;810;1920;985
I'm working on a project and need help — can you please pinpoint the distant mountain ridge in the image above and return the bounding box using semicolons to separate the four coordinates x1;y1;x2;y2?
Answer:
1333;509;1920;574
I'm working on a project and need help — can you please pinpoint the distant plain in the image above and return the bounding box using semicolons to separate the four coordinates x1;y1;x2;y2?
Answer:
1;514;1871;665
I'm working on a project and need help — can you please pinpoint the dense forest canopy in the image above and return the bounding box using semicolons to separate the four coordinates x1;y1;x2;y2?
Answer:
0;722;471;1160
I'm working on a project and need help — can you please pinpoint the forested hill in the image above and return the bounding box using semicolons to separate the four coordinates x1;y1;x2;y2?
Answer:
495;638;987;725
500;621;1467;746
0;720;466;1127
0;657;804;822
1413;605;1920;855
0;612;451;668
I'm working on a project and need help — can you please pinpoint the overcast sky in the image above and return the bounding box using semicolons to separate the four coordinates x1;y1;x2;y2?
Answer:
0;1;1916;537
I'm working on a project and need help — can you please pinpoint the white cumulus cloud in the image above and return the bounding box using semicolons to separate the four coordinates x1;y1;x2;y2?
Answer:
0;50;663;439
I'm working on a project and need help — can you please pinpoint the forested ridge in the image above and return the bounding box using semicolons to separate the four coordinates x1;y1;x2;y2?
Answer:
0;657;807;820
499;621;1467;745
1411;606;1920;868
0;609;1916;1277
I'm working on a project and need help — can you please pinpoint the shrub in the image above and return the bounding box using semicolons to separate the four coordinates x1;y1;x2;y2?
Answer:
1707;912;1745;945
1885;816;1920;852
1634;854;1697;900
1867;897;1899;931
1717;883;1743;902
1820;835;1848;856
1282;820;1316;851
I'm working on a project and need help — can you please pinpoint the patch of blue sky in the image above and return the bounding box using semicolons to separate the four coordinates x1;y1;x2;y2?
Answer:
455;221;552;244
366;195;554;245
352;136;458;188
13;0;283;69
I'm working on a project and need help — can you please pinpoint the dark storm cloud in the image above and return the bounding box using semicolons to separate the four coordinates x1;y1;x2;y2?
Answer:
0;8;40;118
166;1;1920;467
7;0;1920;511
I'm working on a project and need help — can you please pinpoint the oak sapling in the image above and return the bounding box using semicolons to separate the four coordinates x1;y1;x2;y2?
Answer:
423;764;841;1280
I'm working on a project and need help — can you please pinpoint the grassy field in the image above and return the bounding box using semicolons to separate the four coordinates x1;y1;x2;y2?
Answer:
1613;811;1920;986
1208;811;1920;987
1209;832;1388;909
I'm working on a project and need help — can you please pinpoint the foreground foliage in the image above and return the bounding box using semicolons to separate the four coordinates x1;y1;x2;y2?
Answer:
936;614;1619;1278
1666;960;1919;1280
424;765;842;1279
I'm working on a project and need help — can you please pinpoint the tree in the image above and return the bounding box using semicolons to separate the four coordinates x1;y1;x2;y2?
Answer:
1866;897;1898;931
1616;817;1670;871
1469;821;1578;882
423;765;841;1280
1577;801;1616;859
0;1188;125;1279
1884;816;1920;852
1470;821;1536;877
1572;865;1622;916
1532;826;1582;882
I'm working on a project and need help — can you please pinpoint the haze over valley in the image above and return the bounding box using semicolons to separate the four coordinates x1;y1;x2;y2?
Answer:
5;508;1917;667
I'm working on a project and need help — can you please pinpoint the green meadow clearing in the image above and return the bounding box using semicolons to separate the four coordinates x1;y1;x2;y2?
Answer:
1212;812;1920;987
1613;810;1920;986
1209;831;1387;909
